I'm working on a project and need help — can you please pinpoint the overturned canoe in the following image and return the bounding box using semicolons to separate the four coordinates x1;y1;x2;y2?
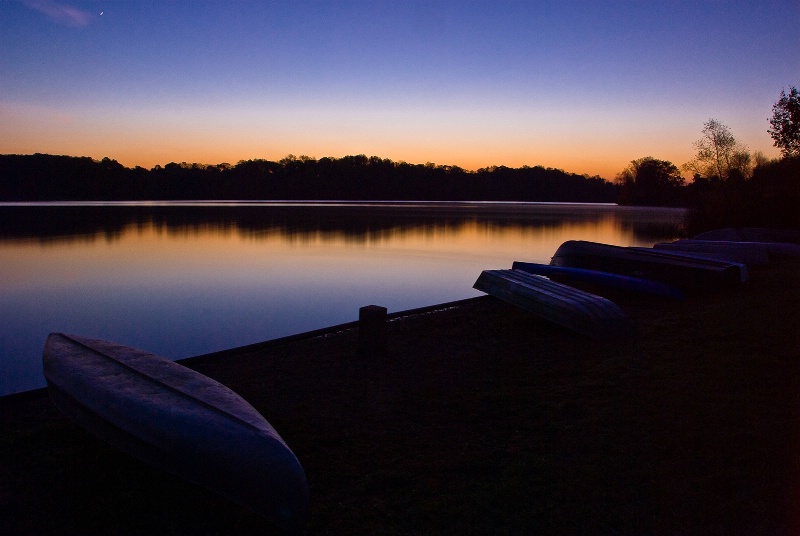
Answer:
550;240;747;291
641;244;767;266
655;239;800;263
692;227;800;244
627;248;750;280
474;269;633;339
42;333;309;535
512;261;685;299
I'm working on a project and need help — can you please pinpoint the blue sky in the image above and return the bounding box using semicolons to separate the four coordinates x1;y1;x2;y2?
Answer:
1;0;798;178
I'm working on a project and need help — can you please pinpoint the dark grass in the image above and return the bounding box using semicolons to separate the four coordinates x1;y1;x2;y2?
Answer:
2;260;800;534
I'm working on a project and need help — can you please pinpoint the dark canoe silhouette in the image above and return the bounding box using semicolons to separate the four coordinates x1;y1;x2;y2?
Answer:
42;333;309;535
654;239;800;264
473;269;634;339
692;227;800;244
512;261;685;299
550;240;747;291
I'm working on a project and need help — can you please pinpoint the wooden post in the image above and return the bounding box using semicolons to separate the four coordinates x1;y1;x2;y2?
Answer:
358;305;387;358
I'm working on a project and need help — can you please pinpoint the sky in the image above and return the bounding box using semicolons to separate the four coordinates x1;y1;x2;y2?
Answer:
1;0;798;180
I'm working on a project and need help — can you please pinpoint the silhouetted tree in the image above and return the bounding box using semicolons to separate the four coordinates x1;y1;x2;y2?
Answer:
769;86;800;158
753;150;774;168
616;157;684;206
683;119;749;180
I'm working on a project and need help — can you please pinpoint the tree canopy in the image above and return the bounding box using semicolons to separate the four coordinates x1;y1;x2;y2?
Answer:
616;157;684;206
768;86;800;158
682;119;750;181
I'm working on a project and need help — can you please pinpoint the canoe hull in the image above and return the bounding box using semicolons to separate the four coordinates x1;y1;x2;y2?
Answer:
512;261;685;299
550;240;746;291
474;269;633;339
692;227;800;244
42;333;309;535
655;239;800;263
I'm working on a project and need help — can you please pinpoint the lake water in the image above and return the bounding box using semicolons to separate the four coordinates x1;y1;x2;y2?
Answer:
0;201;686;395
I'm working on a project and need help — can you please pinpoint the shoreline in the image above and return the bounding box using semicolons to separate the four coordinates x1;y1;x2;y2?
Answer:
0;296;490;402
3;260;799;534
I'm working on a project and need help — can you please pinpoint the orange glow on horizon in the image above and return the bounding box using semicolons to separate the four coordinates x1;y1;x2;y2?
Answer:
0;102;781;182
0;101;717;180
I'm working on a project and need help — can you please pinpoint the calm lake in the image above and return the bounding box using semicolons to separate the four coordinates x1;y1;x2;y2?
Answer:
0;201;686;395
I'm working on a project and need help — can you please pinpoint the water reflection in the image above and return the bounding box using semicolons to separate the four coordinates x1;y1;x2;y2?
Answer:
0;202;684;244
0;202;685;395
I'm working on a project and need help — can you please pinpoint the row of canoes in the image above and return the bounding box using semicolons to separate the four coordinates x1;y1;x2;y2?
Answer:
473;228;800;340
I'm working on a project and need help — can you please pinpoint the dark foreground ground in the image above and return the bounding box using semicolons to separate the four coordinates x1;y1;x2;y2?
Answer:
2;260;799;535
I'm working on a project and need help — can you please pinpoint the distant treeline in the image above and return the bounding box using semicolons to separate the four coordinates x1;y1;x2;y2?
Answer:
0;154;619;203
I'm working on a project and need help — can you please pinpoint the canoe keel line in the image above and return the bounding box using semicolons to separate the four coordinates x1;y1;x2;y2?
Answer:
473;269;634;339
42;332;309;535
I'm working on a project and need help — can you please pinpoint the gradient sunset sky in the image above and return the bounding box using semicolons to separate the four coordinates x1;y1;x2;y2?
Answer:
2;0;798;179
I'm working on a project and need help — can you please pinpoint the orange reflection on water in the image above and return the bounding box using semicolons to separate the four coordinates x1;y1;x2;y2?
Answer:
1;211;670;291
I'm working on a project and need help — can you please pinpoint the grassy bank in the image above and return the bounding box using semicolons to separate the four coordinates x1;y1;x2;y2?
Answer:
2;260;800;534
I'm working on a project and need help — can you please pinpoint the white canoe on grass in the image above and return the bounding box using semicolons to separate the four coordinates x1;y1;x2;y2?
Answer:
42;332;310;535
474;269;634;339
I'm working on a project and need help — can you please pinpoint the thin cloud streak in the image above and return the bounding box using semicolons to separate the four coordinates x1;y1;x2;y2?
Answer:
23;0;92;27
